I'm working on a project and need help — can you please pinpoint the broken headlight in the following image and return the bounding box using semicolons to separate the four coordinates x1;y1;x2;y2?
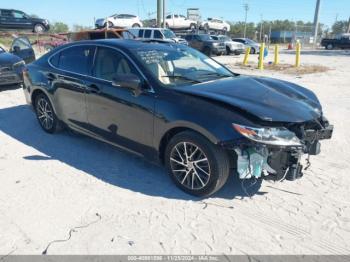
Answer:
233;123;302;146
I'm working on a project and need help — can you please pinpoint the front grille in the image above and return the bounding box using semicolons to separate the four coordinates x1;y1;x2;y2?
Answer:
0;66;12;72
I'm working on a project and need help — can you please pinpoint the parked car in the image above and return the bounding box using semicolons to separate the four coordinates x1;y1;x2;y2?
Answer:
0;9;50;33
95;14;143;29
129;28;188;45
0;37;35;87
232;38;260;54
184;34;226;56
321;33;350;50
23;39;333;196
201;18;230;32
165;14;197;30
35;34;68;52
211;35;245;55
69;28;135;42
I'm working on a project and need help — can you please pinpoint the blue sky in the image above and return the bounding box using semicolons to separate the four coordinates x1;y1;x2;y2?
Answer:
2;0;349;29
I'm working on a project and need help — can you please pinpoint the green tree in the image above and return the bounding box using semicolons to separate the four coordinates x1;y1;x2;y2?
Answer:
49;22;69;33
72;24;92;32
229;22;256;39
332;20;348;35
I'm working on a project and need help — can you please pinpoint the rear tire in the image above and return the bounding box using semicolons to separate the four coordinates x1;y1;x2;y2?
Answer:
226;46;231;55
34;94;59;134
190;23;196;30
326;44;334;50
250;47;256;54
165;131;230;197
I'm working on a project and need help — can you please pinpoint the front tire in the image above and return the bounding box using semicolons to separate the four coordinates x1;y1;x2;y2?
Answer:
165;131;230;197
35;94;59;134
250;47;256;54
132;23;141;28
203;46;212;56
34;24;45;33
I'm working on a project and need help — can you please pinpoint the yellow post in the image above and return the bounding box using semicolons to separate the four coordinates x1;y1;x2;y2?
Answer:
243;47;251;65
274;44;279;65
258;43;265;70
295;41;301;67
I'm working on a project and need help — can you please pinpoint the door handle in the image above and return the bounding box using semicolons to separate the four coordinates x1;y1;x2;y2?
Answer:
47;73;56;81
87;84;101;94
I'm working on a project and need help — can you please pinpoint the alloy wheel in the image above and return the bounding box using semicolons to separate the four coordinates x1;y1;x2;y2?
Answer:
36;98;54;130
170;142;211;190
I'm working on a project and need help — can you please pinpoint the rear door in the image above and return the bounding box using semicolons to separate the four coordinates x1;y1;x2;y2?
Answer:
48;45;95;129
0;9;15;29
10;37;35;63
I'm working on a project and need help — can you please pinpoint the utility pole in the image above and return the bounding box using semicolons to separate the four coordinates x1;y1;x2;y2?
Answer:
313;0;321;48
347;17;350;33
243;3;249;38
157;0;163;27
162;0;166;28
259;14;263;42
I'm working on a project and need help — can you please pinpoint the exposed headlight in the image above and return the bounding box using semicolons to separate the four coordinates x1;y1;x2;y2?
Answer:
212;42;219;47
12;60;25;68
233;123;301;146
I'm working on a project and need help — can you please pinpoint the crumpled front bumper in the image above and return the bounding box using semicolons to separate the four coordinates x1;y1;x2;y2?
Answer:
222;120;334;181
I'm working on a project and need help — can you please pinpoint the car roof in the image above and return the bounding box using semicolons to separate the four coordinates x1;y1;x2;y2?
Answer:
58;39;180;51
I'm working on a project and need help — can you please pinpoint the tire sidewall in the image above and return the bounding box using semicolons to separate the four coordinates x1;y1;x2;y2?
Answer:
34;24;45;33
165;132;222;197
34;94;57;133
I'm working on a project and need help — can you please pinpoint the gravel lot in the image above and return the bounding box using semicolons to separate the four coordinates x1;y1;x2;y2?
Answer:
0;50;349;255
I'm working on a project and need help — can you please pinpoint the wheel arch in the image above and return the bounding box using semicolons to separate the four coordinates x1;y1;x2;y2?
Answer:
31;88;57;114
157;122;219;164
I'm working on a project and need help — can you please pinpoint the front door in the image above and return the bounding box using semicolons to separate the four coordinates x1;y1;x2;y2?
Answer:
10;37;35;63
85;46;155;155
11;10;32;30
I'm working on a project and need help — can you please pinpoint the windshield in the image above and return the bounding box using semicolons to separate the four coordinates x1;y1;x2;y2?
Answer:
199;34;213;41
132;45;235;87
219;36;230;41
162;29;176;39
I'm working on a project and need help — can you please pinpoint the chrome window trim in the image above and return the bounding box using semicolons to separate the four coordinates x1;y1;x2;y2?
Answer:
47;42;155;93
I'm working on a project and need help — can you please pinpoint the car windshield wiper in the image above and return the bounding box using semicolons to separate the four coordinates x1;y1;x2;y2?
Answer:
197;71;233;78
162;75;202;83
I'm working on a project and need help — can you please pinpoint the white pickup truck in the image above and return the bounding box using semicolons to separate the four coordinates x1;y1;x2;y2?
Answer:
165;14;197;30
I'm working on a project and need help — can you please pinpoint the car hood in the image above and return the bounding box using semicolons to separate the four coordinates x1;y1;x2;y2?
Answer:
0;52;22;66
173;76;322;123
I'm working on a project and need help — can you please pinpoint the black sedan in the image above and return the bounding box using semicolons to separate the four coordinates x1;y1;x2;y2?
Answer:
0;37;35;88
0;45;25;87
22;39;333;197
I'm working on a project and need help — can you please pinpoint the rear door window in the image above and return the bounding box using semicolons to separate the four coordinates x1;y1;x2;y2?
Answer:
56;45;94;75
138;29;144;38
144;30;152;38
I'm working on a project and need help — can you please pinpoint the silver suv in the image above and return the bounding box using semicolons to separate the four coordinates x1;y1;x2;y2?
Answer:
129;28;188;45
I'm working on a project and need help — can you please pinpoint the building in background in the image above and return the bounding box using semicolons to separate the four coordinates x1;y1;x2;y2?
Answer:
270;30;314;44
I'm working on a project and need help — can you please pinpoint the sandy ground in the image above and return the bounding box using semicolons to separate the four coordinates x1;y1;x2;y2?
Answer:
0;50;350;255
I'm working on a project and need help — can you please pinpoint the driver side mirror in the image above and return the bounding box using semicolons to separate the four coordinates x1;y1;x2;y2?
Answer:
112;73;142;94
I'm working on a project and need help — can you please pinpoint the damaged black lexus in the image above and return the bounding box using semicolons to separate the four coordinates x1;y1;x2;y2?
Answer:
23;40;333;196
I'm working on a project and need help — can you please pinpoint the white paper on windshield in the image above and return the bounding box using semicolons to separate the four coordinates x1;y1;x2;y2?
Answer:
204;58;222;69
